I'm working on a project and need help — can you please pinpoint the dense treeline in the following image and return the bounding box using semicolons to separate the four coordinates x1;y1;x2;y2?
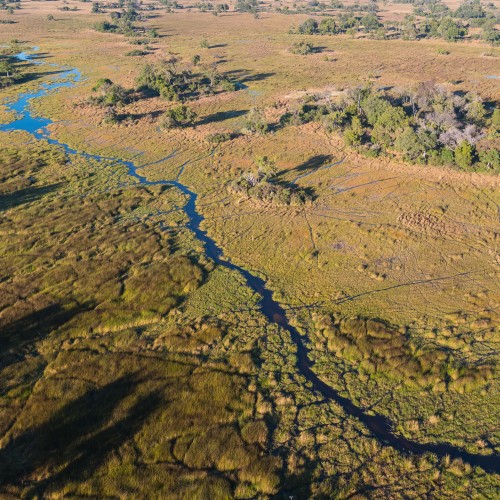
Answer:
281;83;499;172
288;0;499;43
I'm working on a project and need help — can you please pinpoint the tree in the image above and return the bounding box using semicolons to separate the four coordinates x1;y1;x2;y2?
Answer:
244;108;268;134
454;140;475;168
437;18;467;42
298;18;318;35
0;60;14;78
160;105;197;128
395;126;437;161
465;96;486;126
490;108;500;137
319;18;337;34
361;13;381;32
255;156;277;178
479;149;499;170
454;0;485;19
360;93;391;126
371;106;409;146
192;54;201;66
91;79;129;106
344;116;364;146
482;19;500;45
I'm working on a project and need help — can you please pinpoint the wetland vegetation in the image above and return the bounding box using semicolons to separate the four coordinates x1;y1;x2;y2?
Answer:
0;0;499;497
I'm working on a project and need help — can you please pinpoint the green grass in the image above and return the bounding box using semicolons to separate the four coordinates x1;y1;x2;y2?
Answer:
0;4;499;497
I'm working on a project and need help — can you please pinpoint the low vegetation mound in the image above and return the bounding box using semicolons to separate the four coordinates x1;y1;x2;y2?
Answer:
315;315;493;393
228;156;314;205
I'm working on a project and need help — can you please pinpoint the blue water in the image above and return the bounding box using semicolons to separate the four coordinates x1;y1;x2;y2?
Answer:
2;48;499;473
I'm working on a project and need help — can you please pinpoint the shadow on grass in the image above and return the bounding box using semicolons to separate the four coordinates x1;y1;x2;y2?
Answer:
0;183;62;212
14;69;64;85
123;110;163;121
0;374;161;493
224;69;275;84
0;302;94;368
196;109;248;126
0;303;85;353
276;154;334;179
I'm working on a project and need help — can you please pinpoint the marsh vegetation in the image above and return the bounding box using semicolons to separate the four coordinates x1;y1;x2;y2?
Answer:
0;0;499;497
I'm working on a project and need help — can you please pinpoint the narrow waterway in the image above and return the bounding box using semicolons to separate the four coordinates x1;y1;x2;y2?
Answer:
2;49;499;474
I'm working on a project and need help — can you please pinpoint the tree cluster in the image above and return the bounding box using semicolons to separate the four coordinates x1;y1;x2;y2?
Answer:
136;58;237;102
281;84;499;172
229;156;314;205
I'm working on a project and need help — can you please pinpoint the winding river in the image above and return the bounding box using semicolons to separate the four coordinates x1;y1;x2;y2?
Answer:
2;49;499;474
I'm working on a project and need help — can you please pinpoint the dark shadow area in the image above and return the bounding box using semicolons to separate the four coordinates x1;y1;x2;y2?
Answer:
209;43;227;49
0;183;62;212
196;109;248;126
13;69;65;85
28;52;52;60
277;453;315;500
0;302;93;369
123;109;164;121
273;177;317;201
276;155;333;179
224;69;275;84
0;375;161;494
240;72;275;83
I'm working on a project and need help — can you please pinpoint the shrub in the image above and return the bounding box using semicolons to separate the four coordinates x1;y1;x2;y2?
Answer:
243;108;268;134
160;105;197;129
289;41;314;55
206;132;232;144
126;49;148;56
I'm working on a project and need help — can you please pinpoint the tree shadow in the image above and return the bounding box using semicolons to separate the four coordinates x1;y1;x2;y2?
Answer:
0;183;62;212
29;52;52;60
276;155;334;179
0;375;162;494
224;69;275;83
123;110;164;121
209;43;227;49
196;109;248;126
240;72;275;83
14;69;64;85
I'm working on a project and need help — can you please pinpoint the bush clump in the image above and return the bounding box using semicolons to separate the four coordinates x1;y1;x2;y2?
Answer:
228;156;314;205
160;105;197;129
289;41;314;55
